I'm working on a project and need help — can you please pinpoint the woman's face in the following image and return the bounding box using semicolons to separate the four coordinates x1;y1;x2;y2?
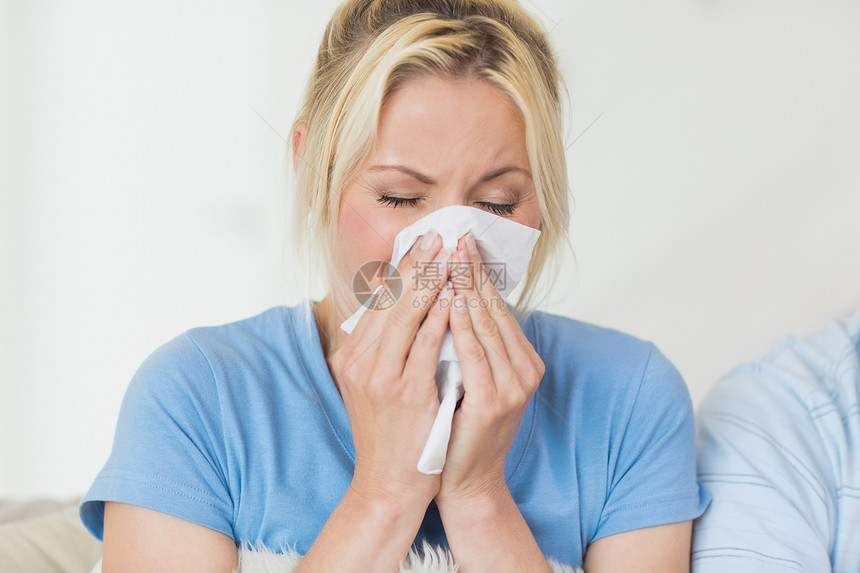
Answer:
330;74;541;319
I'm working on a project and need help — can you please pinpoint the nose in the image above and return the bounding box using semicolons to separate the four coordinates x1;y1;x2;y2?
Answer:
432;189;473;211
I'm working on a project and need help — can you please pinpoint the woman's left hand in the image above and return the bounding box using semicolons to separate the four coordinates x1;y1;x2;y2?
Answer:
437;232;546;503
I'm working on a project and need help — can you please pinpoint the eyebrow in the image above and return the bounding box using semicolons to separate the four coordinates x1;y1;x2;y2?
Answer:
366;164;532;184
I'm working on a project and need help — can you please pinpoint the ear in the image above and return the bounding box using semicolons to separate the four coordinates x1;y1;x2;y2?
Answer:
291;121;309;174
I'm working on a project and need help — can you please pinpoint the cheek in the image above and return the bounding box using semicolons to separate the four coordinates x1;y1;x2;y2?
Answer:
335;202;402;274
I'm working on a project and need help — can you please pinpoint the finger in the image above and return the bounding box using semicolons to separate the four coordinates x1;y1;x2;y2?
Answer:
460;232;543;393
372;232;453;380
452;244;512;395
402;285;453;391
449;288;497;404
348;231;433;333
347;229;441;339
339;232;445;381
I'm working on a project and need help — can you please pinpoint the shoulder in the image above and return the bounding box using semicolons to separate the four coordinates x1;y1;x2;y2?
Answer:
695;310;860;513
697;309;860;475
693;312;860;571
182;305;302;362
143;305;302;370
699;310;860;427
520;310;658;369
518;310;692;460
519;310;684;397
515;313;705;543
519;310;650;352
126;305;307;403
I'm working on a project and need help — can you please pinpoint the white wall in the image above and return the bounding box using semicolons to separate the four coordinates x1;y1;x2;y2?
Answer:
1;0;858;499
548;0;860;406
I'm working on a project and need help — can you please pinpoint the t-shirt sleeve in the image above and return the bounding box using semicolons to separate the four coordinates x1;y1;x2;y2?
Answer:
692;369;834;572
593;344;710;542
79;333;234;541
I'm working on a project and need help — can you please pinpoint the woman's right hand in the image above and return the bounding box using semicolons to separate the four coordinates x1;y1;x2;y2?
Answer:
298;230;453;571
329;229;452;509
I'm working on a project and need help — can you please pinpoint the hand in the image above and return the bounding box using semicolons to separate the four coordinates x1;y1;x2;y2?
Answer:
329;230;453;509
437;232;546;503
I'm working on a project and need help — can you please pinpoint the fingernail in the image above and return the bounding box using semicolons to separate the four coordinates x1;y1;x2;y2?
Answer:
465;232;478;255
455;294;467;313
420;229;438;251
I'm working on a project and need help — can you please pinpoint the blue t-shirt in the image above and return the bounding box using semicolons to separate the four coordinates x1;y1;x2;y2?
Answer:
80;303;708;566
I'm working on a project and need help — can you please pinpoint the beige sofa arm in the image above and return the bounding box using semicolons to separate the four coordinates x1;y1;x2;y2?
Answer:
0;498;101;573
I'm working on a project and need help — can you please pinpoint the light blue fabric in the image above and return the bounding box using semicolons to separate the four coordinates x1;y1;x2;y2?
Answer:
693;308;860;572
80;303;708;566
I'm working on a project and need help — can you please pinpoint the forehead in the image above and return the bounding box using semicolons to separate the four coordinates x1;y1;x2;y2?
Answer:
371;74;529;171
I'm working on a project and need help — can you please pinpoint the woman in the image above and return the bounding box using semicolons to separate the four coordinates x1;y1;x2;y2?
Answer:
80;1;709;571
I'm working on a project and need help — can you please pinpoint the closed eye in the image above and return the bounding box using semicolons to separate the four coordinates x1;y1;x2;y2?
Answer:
476;201;517;216
377;195;517;216
376;195;424;208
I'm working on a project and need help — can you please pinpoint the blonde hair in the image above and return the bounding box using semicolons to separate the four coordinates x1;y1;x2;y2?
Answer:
291;0;571;344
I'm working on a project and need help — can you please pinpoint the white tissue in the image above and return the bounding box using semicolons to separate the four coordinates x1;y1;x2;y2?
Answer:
340;205;541;474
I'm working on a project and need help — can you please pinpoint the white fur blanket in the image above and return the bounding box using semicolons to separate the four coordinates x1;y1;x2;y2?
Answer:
90;541;584;572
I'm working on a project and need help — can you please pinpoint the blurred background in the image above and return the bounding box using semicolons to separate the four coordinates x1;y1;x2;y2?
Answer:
1;0;859;499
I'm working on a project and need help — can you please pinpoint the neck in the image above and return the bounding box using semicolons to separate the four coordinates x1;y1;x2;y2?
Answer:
313;296;343;366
